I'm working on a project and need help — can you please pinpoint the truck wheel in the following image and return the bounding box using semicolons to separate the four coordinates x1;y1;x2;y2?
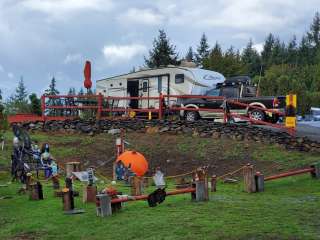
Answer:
250;109;265;121
185;111;199;121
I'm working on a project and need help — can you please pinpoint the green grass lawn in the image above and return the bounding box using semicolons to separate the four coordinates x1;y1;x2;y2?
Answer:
1;131;320;239
0;174;320;240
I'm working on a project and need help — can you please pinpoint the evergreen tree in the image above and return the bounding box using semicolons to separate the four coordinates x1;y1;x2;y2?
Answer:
196;33;210;67
185;47;194;62
144;29;179;68
45;77;60;96
203;42;224;73
78;88;84;95
299;35;314;65
44;77;60;116
261;33;275;68
223;46;246;77
15;77;28;103
307;12;320;48
241;39;262;77
287;35;298;66
29;93;42;115
271;38;287;65
68;87;76;95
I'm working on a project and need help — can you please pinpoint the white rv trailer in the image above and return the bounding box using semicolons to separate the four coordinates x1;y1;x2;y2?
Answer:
96;66;225;109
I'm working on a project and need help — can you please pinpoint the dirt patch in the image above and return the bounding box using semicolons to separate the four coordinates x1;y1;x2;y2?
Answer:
54;132;280;178
10;232;42;240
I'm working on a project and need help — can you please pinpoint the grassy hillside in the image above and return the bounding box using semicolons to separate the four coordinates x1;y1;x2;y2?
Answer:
1;131;320;239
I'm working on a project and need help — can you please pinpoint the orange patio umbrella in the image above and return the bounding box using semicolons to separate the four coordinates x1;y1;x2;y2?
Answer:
116;151;148;176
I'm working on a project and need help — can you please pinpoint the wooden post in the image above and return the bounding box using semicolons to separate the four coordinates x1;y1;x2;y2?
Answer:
211;175;217;192
194;167;209;201
65;162;81;178
41;95;46;121
62;188;73;211
131;176;143;196
83;185;97;203
52;175;60;189
255;172;264;192
311;163;320;179
26;173;32;190
243;164;256;193
29;182;43;200
96;194;112;217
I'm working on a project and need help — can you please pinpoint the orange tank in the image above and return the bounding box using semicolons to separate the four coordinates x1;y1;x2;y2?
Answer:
116;151;148;176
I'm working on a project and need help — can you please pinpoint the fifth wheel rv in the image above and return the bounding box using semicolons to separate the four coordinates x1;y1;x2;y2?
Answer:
96;66;225;110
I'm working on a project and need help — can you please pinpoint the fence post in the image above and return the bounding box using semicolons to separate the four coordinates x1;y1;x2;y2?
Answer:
255;171;264;192
211;175;217;192
159;93;163;120
96;94;103;120
194;167;209;201
41;95;46;122
311;163;320;179
243;164;256;193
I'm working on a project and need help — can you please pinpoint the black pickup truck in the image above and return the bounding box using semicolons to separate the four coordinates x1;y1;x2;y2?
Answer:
180;76;285;123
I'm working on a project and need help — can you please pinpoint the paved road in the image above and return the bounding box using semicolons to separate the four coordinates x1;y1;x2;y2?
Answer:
257;122;320;142
296;122;320;142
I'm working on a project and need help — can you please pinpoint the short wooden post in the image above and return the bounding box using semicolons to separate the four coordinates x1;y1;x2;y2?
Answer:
194;167;209;201
52;175;60;189
65;162;81;178
211;175;217;192
26;173;32;190
311;163;320;179
255;172;264;192
131;176;143;196
29;182;43;200
243;164;256;193
83;185;97;203
62;188;73;211
96;194;112;217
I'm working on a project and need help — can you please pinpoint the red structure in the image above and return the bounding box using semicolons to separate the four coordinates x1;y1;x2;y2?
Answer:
7;93;293;135
83;61;92;90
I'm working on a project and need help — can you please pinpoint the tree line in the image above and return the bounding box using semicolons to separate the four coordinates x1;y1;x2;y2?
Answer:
1;12;319;116
144;12;320;114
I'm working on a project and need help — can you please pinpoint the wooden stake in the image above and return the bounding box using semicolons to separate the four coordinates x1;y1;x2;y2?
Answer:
243;164;256;193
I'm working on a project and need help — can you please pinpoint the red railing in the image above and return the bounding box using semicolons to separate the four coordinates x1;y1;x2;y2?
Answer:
8;93;293;135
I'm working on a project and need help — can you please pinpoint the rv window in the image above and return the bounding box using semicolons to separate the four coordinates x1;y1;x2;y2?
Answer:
142;81;148;92
158;76;162;93
119;82;122;86
175;74;184;84
110;84;113;87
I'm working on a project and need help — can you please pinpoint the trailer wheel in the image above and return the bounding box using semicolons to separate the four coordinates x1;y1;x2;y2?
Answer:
249;109;265;121
185;110;199;122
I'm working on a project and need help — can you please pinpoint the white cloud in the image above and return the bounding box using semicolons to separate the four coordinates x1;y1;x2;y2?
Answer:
7;72;14;79
253;43;264;54
63;53;83;64
119;8;165;26
102;44;147;65
21;0;114;21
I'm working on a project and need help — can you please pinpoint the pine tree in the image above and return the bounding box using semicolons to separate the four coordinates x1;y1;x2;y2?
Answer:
15;77;28;103
78;88;84;95
287;35;298;66
44;77;60;116
45;77;60;96
203;42;224;73
185;47;194;62
144;29;180;68
196;33;210;67
68;87;76;95
299;35;314;65
307;12;320;48
29;93;42;115
241;39;262;77
261;33;275;68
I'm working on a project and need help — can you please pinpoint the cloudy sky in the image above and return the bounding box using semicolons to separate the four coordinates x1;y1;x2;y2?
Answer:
0;0;319;98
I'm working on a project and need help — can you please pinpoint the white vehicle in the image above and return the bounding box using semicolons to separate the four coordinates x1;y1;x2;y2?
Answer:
96;66;225;110
311;107;320;121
